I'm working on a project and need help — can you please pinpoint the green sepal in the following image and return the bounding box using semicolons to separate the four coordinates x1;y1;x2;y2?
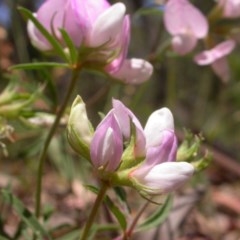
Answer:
59;29;78;64
118;122;145;171
67;125;91;161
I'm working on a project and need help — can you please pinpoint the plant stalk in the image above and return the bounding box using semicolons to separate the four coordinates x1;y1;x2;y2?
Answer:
35;68;80;219
80;182;108;240
123;200;150;239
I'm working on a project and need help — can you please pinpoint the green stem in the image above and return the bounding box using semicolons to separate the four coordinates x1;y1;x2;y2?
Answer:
123;200;150;239
80;182;108;240
166;57;177;109
35;69;80;219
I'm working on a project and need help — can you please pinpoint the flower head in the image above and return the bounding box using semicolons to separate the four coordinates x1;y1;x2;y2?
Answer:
129;107;194;195
28;0;153;84
163;0;208;55
67;97;194;194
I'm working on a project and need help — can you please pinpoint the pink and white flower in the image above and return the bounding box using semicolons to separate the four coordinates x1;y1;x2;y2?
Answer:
68;96;194;193
163;0;208;55
130;107;194;195
28;0;153;84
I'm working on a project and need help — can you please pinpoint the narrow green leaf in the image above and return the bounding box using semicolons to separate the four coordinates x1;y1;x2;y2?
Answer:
1;189;52;240
10;62;69;70
55;229;80;240
18;7;68;62
60;29;78;64
137;195;173;232
104;195;127;230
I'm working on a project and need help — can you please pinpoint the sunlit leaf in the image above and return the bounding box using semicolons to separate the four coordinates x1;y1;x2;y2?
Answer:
137;194;173;232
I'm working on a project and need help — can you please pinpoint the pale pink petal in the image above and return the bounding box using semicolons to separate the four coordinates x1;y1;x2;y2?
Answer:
164;0;208;38
172;33;197;55
27;15;52;51
194;40;236;65
219;0;240;18
111;58;153;84
144;130;177;168
184;1;208;38
112;99;146;157
90;111;123;172
106;16;130;73
87;3;126;47
164;0;188;35
144;108;174;148
132;162;194;195
212;57;231;83
73;0;110;28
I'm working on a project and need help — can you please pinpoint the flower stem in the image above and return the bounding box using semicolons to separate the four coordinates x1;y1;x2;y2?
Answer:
123;200;150;239
35;68;79;219
80;182;108;240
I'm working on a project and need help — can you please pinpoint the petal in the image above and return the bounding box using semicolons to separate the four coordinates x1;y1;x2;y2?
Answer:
111;58;153;84
145;130;178;166
31;0;83;48
144;107;174;148
220;0;240;18
106;15;130;73
27;15;52;51
164;0;208;38
73;0;110;27
90;111;123;172
112;99;146;157
171;33;197;55
132;161;194;195
211;57;230;83
194;40;236;65
87;3;126;47
37;0;67;34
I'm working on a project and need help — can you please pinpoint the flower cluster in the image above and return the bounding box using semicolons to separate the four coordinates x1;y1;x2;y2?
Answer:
67;96;194;196
27;0;153;84
163;0;240;82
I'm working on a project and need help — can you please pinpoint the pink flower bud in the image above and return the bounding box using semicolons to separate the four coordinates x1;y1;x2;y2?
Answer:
163;0;208;55
131;162;194;195
90;111;123;172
